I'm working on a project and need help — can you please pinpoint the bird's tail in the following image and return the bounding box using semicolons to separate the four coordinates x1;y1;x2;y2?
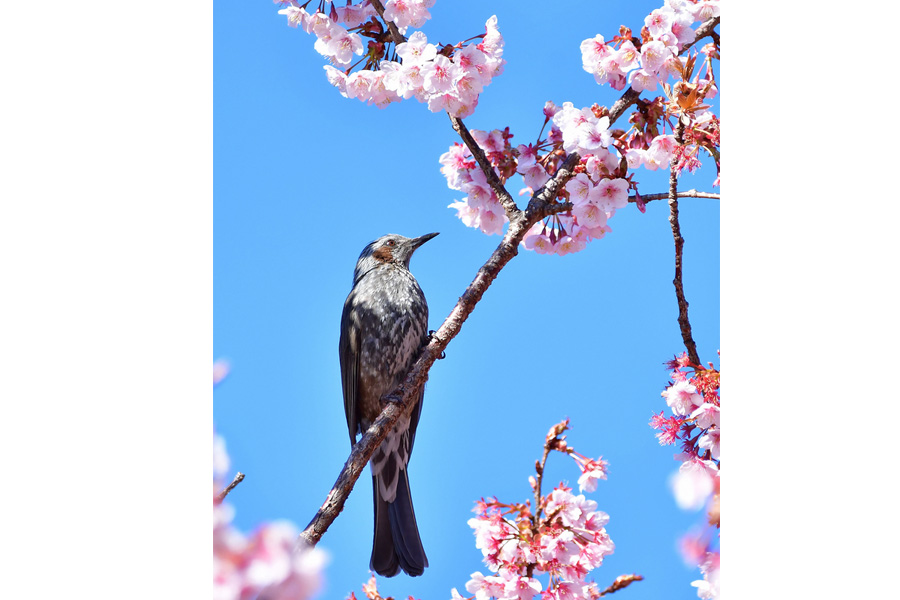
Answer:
371;469;428;577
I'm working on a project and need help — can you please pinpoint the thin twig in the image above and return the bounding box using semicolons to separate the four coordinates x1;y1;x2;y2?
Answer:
598;574;644;596
216;472;245;503
449;114;520;217
668;119;701;366
630;189;719;204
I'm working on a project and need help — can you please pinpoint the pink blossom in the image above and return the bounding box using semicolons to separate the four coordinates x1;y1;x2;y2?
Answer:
645;133;678;169
645;8;673;38
689;402;720;430
624;148;644;169
670;13;697;47
697;429;720;460
579;35;611;72
523;229;555;255
345;70;374;102
334;2;375;28
629;69;658;92
277;5;308;29
576;120;611;152
321;23;363;66
592;55;626;87
519;162;549;191
503;574;542;600
614;40;640;72
477;204;508;236
323;65;348;97
448;199;481;229
481;15;504;62
691;551;720;599
213;359;230;386
692;0;721;22
383;0;434;29
592;178;629;213
471;128;505;154
572;202;607;229
422;54;460;94
670;459;715;510
454;43;487;74
439;143;474;190
543;101;560;119
555;235;585;256
565;174;593;206
584;151;618;179
396;31;437;65
640;40;672;74
213;431;230;480
662;380;703;416
575;458;608;493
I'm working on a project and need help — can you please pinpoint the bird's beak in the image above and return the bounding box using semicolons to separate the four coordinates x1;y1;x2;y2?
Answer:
410;232;439;250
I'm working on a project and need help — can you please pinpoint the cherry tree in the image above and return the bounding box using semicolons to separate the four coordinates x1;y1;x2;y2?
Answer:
215;1;719;599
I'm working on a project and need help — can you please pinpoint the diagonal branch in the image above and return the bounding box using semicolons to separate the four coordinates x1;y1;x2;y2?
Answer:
668;119;701;366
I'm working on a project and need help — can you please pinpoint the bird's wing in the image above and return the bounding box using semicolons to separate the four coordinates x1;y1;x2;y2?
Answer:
339;293;360;445
406;385;425;457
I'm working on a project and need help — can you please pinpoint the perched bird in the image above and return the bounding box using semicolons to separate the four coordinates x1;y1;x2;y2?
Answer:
339;232;438;577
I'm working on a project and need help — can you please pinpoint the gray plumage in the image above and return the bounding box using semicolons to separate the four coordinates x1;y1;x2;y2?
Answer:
339;232;438;577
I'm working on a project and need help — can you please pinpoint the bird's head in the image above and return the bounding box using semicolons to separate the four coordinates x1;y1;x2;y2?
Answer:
353;232;439;283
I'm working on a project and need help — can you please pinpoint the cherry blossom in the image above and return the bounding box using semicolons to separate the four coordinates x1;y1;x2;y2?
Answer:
452;422;618;600
383;0;435;29
213;446;326;600
651;355;720;596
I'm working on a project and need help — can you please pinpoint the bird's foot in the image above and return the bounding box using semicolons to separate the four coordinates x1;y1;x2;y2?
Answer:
427;330;447;360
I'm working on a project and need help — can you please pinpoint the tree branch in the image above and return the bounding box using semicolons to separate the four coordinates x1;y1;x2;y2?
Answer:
668;119;701;366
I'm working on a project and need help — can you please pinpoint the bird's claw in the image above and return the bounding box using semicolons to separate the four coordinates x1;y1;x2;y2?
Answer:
427;330;447;360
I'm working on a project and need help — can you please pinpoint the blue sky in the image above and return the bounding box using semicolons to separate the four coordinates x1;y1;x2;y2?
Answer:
214;2;718;599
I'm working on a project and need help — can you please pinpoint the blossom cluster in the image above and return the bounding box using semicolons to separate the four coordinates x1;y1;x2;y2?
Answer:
276;1;505;117
441;0;718;252
650;352;720;598
580;0;719;93
451;420;621;600
440;101;638;255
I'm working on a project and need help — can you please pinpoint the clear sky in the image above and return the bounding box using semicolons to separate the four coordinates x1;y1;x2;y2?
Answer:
214;2;719;600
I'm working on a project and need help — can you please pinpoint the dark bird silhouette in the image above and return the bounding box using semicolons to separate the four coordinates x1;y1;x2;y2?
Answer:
339;232;438;577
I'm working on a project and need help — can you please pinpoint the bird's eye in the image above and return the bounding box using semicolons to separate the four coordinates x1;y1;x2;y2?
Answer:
386;240;396;247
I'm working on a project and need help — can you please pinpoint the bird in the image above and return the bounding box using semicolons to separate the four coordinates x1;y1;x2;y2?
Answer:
339;232;438;577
